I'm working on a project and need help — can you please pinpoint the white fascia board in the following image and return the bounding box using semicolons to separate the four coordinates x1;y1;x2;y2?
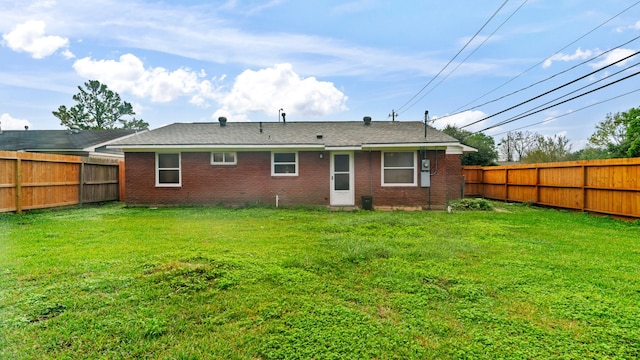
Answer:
87;151;125;159
446;144;478;155
363;142;464;151
325;146;362;151
462;144;478;153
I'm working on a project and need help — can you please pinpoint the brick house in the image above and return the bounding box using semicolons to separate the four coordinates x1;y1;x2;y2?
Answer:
108;118;475;209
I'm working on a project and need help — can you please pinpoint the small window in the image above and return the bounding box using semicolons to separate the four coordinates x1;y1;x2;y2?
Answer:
211;152;237;165
157;153;181;186
272;152;298;176
382;151;417;186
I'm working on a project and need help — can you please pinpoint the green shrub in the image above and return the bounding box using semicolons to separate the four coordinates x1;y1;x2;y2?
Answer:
449;198;494;211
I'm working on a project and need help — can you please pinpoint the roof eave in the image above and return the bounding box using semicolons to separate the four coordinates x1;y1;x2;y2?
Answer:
108;144;326;151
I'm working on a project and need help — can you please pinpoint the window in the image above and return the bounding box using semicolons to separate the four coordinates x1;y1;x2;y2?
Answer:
211;152;237;165
272;152;298;176
382;151;417;186
156;153;181;186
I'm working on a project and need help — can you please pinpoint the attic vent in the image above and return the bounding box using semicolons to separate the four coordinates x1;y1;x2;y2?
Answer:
218;117;227;127
69;125;81;134
316;134;323;139
363;116;372;125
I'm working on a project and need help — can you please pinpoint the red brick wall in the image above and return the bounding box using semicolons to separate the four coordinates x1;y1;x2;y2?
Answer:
353;150;451;209
446;153;464;202
125;151;329;206
125;149;463;209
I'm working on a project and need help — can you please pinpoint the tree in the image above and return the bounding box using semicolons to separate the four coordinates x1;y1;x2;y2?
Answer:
587;111;629;158
442;125;498;166
622;107;640;157
521;134;572;163
570;146;610;160
53;80;149;130
498;131;537;162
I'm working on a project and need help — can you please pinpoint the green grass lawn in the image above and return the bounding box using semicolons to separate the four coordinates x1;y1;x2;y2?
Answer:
1;202;639;359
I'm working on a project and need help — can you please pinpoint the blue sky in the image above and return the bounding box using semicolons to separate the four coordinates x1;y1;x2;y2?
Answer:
1;0;639;150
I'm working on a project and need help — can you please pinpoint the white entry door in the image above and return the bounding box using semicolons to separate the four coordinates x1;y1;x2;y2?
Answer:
330;152;354;206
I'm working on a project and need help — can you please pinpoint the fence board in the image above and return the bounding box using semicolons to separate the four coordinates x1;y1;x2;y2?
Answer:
463;158;640;218
0;151;123;213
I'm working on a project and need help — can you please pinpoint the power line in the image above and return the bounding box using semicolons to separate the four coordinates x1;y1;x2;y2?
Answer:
475;69;640;133
488;88;640;137
436;33;640;123
481;61;640;134
401;0;528;114
394;0;510;115
448;0;640;114
459;49;640;129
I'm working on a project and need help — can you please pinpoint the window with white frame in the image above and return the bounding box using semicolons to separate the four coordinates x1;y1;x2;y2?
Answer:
211;152;237;165
382;151;417;186
272;152;298;176
156;153;181;186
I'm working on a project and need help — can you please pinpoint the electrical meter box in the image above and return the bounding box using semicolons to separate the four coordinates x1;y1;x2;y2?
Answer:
420;159;431;187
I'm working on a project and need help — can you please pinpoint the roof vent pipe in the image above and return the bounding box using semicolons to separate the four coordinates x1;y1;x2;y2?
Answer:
424;110;429;138
363;116;372;125
218;117;227;127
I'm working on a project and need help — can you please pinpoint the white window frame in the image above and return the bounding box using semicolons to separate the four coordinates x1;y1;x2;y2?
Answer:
381;151;417;186
210;152;237;165
156;152;181;187
271;151;298;176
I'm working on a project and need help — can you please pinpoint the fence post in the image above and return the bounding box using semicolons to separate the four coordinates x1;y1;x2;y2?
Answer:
504;168;509;201
581;165;586;213
15;156;22;214
481;168;485;197
79;160;85;206
535;166;540;204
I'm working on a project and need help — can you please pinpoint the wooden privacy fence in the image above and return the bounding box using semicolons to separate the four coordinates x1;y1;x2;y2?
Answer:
463;158;640;218
0;151;124;214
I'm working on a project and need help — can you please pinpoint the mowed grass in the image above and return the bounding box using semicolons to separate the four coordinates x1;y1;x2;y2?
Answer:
1;203;639;359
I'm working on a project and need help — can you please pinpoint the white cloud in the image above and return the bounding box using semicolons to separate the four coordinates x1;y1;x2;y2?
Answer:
72;54;218;104
616;20;640;32
589;48;636;68
435;110;488;132
213;63;348;121
28;0;56;10
225;0;283;15
1;113;32;130
542;48;593;68
2;20;72;59
71;56;347;121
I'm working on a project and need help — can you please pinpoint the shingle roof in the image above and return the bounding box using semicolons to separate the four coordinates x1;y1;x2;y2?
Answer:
108;121;462;149
0;129;139;153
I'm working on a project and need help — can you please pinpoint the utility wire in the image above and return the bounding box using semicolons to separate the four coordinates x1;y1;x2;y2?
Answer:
459;49;640;129
436;33;640;122
488;87;640;137
480;61;640;132
395;0;510;115
475;69;640;133
404;0;528;113
448;0;640;114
